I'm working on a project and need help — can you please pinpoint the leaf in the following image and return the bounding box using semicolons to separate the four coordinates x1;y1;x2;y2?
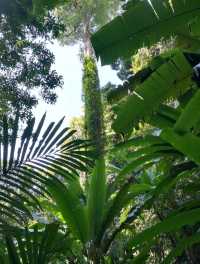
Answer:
111;135;164;153
162;233;200;264
161;128;200;164
0;113;92;226
102;183;152;236
174;90;200;133
127;145;173;160
118;153;163;178
3;223;66;264
5;236;21;264
87;158;107;241
38;223;60;263
112;51;192;134
48;178;88;243
156;104;181;122
130;208;200;249
92;0;200;64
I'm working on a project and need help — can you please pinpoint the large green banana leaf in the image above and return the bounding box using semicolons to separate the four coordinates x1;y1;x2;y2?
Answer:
174;89;200;133
112;51;192;134
161;128;200;164
92;0;200;64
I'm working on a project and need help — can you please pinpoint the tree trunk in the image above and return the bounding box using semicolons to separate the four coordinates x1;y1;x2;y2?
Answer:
82;25;104;157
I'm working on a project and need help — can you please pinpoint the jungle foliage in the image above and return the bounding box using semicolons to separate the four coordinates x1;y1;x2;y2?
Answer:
2;0;200;263
55;0;121;157
91;0;200;262
0;0;64;119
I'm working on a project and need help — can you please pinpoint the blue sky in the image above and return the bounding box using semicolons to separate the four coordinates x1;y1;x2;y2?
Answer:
33;41;121;125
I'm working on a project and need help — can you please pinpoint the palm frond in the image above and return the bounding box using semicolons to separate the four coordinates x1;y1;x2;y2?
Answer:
0;113;92;227
2;223;69;264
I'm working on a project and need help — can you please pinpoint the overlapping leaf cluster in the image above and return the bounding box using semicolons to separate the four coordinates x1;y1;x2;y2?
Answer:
91;0;200;262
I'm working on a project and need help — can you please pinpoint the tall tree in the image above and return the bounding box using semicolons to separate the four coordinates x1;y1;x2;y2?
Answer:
0;0;64;120
56;0;121;156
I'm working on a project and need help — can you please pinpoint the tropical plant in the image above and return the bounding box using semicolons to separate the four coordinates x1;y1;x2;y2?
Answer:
48;156;159;263
54;0;121;156
0;112;92;228
3;0;200;263
92;0;200;64
91;0;200;262
0;222;70;264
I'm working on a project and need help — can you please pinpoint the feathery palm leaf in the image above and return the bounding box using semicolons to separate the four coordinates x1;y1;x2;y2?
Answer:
0;113;92;227
1;223;69;264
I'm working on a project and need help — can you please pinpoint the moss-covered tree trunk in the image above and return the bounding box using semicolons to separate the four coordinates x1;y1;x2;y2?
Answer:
83;56;104;157
82;27;104;262
82;22;104;157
